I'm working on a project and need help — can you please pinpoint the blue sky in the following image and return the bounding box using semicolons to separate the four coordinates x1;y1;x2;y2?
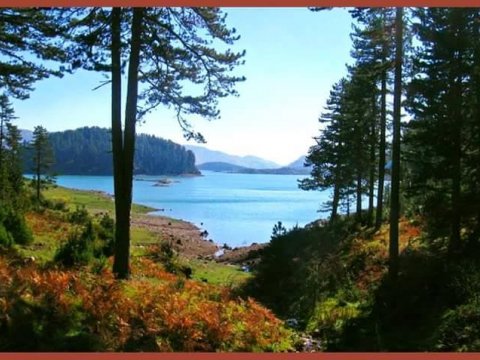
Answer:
12;7;354;166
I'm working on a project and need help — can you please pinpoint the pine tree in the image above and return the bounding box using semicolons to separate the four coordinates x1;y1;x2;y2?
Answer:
31;125;54;203
0;94;16;203
63;8;245;278
350;8;396;229
4;123;24;207
405;8;479;254
300;79;354;222
0;9;66;99
389;7;404;279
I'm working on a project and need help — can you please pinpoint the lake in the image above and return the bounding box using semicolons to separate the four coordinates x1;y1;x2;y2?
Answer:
55;171;329;247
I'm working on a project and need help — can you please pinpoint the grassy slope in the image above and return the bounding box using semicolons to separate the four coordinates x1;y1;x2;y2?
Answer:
43;186;153;214
21;185;249;286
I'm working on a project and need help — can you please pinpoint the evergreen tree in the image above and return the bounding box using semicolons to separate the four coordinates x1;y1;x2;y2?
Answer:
31;125;54;203
350;8;396;229
63;8;245;278
389;7;404;279
24;127;198;176
0;8;66;99
4;123;24;207
0;94;16;203
301;67;376;224
405;8;480;254
300;79;354;222
345;66;377;225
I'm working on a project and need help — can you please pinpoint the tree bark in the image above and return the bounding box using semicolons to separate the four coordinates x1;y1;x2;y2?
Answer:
110;7;127;278
112;8;143;279
367;94;377;227
331;182;340;222
376;65;388;230
389;7;403;280
448;73;462;255
356;173;362;224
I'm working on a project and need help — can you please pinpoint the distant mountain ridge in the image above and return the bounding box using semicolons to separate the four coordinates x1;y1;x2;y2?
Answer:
198;161;311;175
20;129;33;143
287;155;310;169
184;145;281;169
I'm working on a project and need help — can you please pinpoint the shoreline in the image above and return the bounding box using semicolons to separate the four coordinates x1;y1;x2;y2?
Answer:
48;183;270;265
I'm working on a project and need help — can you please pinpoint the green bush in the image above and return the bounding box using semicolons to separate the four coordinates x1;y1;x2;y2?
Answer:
0;224;13;247
96;213;114;256
307;297;361;348
55;217;116;267
68;206;90;225
54;222;96;267
434;299;480;351
43;199;68;212
242;219;352;320
3;212;33;245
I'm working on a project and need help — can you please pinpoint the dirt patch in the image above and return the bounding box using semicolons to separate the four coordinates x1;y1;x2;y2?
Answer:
130;213;268;266
215;243;267;266
131;214;218;259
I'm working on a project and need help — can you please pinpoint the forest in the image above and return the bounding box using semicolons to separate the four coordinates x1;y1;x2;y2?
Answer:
21;127;199;176
1;6;480;353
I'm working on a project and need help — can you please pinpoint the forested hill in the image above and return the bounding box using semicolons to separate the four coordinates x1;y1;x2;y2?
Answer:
24;127;199;176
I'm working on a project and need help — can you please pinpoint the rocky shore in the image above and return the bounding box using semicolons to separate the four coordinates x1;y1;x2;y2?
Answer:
131;212;266;266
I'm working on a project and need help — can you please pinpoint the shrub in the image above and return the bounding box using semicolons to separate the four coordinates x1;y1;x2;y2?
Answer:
54;218;115;267
0;224;13;247
306;297;361;348
3;212;33;245
68;206;90;225
96;213;114;257
41;198;68;212
0;255;295;352
151;242;185;275
54;223;96;267
434;299;480;351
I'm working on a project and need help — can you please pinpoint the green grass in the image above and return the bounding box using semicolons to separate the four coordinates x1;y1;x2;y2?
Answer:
187;259;251;286
17;232;60;264
44;185;154;215
23;185;247;288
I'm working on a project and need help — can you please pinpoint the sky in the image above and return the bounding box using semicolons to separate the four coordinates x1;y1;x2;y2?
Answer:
12;8;354;166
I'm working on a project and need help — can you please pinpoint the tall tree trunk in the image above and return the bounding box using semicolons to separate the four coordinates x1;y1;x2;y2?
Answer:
331;182;340;223
347;193;350;216
376;61;388;230
0;116;3;169
367;94;377;227
449;77;462;255
111;7;127;278
35;148;41;203
389;7;403;280
0;116;4;202
112;8;143;279
474;11;480;244
356;173;362;224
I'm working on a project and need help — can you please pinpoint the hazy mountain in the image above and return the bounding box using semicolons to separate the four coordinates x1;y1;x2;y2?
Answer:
287;155;310;169
184;145;281;169
20;129;33;143
198;161;311;175
197;162;248;173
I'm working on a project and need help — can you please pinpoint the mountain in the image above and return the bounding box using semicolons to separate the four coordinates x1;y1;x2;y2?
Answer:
197;162;248;173
20;129;33;143
287;155;310;169
198;161;311;175
22;127;199;176
184;145;281;169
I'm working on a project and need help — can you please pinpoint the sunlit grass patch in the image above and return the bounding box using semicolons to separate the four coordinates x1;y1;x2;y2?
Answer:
44;186;154;215
187;258;251;286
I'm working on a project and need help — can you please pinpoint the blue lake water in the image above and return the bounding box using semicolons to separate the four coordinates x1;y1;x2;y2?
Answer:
55;171;329;247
